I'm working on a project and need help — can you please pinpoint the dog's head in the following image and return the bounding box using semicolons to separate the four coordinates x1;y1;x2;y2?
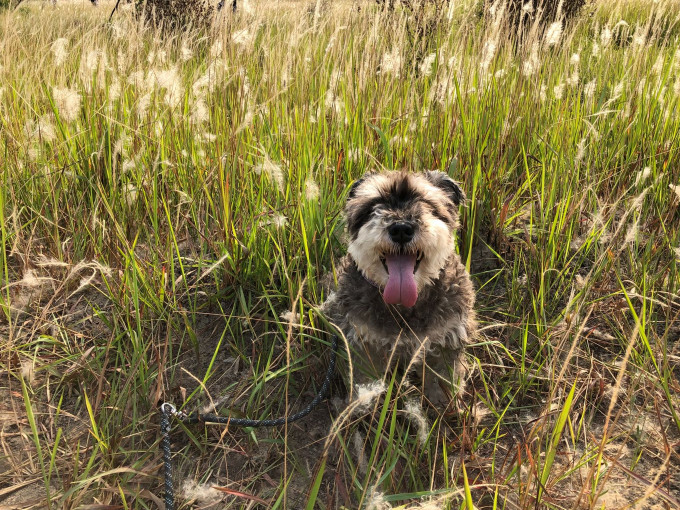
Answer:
345;170;465;308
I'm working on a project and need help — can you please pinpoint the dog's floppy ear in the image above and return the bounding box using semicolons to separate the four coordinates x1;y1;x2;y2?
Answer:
425;171;465;206
347;174;369;200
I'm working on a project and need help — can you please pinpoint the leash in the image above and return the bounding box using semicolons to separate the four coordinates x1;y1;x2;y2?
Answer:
159;335;339;510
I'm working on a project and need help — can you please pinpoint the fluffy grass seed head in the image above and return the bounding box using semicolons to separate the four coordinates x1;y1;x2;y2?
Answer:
267;214;288;229
279;310;300;323
239;68;251;102
592;41;600;58
181;480;221;505
26;117;57;143
52;87;82;123
198;132;217;143
27;146;40;162
611;81;624;100
209;40;223;59
352;430;368;475
420;52;437;77
379;48;402;77
51;38;69;66
39;119;56;142
389;135;408;147
180;42;193;61
632;26;646;47
122;158;137;173
325;29;339;55
123;183;138;206
651;55;664;76
522;43;540;77
113;136;129;159
19;268;45;288
110;21;125;40
232;29;255;48
147;49;167;66
324;89;343;116
480;37;498;75
191;97;209;124
304;177;320;201
403;400;429;445
366;487;391;510
192;61;226;96
567;53;580;86
584;79;596;99
429;74;453;106
21;360;37;387
253;157;285;192
240;0;255;15
127;71;147;90
154;67;184;108
109;78;121;102
624;220;639;247
353;380;386;414
472;401;492;426
634;167;651;186
136;92;151;118
235;108;255;134
544;21;563;47
346;147;359;163
575;137;586;164
81;49;101;75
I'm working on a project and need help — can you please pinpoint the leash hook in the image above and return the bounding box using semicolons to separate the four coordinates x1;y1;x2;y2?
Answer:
161;402;188;421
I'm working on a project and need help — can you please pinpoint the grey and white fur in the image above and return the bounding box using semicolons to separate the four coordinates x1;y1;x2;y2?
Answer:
323;170;477;409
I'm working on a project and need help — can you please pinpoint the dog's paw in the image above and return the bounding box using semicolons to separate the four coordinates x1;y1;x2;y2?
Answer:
424;383;452;410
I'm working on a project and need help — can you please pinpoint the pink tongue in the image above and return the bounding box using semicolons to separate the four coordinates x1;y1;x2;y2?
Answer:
382;254;418;308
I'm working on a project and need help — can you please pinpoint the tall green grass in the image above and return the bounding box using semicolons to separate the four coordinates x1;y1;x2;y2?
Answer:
0;0;679;508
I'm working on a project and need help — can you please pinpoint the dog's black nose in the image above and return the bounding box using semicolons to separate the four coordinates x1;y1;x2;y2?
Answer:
388;222;415;245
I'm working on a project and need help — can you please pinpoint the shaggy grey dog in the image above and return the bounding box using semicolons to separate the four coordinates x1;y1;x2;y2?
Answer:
324;170;477;409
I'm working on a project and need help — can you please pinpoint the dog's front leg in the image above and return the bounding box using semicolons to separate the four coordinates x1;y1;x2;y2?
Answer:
423;348;466;410
349;342;390;388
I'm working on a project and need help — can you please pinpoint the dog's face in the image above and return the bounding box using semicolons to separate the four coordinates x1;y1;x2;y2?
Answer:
345;171;465;308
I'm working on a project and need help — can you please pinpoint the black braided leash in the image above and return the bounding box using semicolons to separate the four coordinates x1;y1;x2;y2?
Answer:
159;403;176;510
159;335;339;509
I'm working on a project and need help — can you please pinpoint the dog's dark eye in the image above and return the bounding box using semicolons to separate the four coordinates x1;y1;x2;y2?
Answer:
348;198;381;238
421;199;453;225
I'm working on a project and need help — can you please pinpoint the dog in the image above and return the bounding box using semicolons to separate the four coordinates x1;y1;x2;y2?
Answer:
323;170;477;409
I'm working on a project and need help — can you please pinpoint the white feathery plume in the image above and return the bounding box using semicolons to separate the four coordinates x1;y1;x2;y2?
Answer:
52;87;82;123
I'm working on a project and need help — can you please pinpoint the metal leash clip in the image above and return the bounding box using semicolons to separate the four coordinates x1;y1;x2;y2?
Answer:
161;402;188;421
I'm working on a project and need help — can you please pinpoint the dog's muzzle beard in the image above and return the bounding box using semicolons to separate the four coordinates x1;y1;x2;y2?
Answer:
377;221;423;308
